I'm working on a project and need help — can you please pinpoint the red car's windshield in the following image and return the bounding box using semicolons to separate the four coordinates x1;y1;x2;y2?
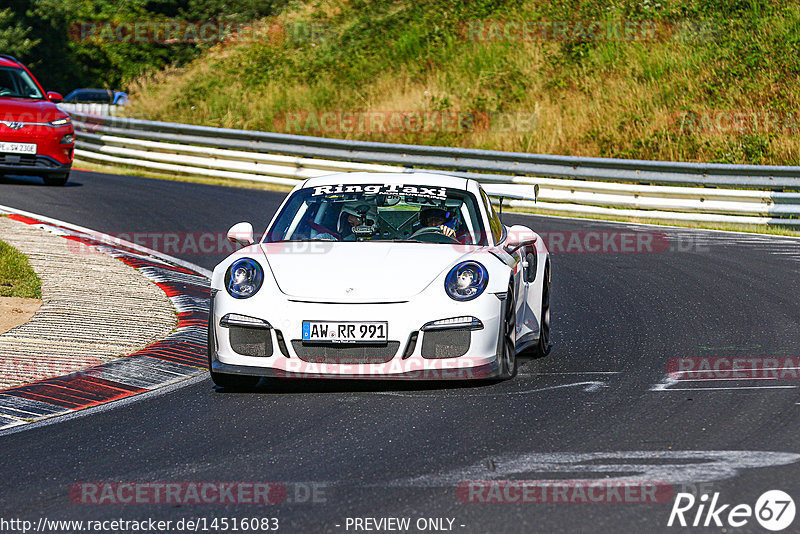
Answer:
0;66;44;99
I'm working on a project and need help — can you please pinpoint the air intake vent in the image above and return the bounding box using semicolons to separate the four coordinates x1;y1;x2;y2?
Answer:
421;329;471;359
230;327;273;357
291;341;399;364
0;154;36;166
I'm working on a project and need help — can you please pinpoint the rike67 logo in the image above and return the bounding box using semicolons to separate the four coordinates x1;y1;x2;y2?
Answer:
668;490;795;531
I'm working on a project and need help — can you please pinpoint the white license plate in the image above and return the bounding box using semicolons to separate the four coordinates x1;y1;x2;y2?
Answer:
302;321;388;343
0;142;36;155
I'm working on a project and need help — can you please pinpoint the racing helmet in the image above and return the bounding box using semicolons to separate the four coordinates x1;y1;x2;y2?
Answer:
419;207;449;227
338;202;378;235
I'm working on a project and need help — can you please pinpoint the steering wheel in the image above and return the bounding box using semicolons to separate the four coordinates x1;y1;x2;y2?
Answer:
0;89;12;96
408;226;460;244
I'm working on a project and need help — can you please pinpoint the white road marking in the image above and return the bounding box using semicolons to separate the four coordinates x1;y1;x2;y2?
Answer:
672;376;800;382
520;371;620;375
669;367;800;377
652;371;800;391
377;381;607;397
657;385;797;391
389;451;800;487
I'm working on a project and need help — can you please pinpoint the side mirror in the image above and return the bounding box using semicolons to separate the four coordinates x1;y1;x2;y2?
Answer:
504;225;538;254
47;92;63;103
227;222;254;248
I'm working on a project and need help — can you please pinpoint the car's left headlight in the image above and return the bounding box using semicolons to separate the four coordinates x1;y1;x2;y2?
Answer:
225;258;263;299
49;117;71;126
445;261;488;301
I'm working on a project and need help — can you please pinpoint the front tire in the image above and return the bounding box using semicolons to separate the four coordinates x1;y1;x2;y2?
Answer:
499;281;518;379
531;263;551;358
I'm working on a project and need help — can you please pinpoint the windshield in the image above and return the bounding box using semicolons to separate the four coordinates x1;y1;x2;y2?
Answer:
266;183;488;245
0;66;44;99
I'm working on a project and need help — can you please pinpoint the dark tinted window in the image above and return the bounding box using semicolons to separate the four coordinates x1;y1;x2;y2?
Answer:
0;67;44;99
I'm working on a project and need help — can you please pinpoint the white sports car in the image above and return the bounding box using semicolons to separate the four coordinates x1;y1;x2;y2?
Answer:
208;172;550;388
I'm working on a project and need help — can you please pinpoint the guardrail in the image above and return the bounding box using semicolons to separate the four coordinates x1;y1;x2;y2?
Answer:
68;111;800;226
59;103;119;116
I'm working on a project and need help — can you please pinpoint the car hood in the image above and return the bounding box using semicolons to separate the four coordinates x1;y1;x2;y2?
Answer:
0;97;63;122
260;241;484;302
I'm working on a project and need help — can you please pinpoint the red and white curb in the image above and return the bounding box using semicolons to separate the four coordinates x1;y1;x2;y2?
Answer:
0;205;211;431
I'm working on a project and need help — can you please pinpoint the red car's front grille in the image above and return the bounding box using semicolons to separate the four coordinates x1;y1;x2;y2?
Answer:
0;154;37;166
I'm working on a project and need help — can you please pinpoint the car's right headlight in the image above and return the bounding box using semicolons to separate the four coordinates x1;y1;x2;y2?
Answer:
445;261;488;301
225;258;263;299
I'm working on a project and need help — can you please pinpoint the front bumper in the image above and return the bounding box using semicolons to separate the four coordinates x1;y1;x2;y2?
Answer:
209;291;504;380
210;360;499;380
0;155;72;176
0;126;75;171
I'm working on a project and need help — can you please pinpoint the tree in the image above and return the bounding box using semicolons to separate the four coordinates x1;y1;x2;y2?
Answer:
2;0;289;92
0;8;39;57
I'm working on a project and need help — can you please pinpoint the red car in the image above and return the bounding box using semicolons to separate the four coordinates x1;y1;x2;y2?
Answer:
0;54;74;186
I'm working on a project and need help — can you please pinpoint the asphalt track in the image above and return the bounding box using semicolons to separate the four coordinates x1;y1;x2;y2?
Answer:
1;170;800;533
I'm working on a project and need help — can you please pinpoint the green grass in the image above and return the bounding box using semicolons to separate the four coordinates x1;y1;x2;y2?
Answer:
124;0;800;166
0;237;41;299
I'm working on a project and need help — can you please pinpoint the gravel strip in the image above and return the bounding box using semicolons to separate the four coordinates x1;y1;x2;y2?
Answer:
0;217;177;388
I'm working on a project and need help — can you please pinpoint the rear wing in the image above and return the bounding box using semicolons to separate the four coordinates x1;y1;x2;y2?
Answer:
481;183;539;218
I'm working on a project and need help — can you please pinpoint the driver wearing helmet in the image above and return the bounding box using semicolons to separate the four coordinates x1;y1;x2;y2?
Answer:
339;202;378;240
418;207;456;238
